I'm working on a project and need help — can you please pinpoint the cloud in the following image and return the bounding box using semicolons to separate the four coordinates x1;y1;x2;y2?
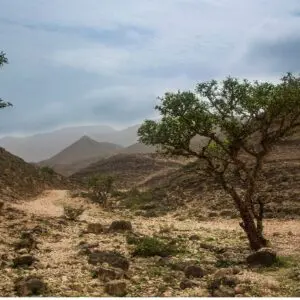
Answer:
0;0;300;136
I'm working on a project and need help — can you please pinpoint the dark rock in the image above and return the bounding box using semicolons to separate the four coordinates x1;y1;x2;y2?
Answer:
109;220;132;232
95;266;124;282
77;242;99;256
208;212;219;217
88;250;129;270
14;232;37;250
15;276;47;296
184;265;205;278
13;255;36;268
180;278;199;290
86;223;105;234
105;280;127;296
141;202;157;210
189;234;200;241
246;248;277;267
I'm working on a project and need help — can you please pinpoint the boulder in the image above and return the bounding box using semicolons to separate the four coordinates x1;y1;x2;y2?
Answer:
105;280;127;296
180;278;199;290
184;265;205;278
246;248;277;267
86;223;105;234
88;250;129;271
15;276;47;296
109;220;132;232
13;255;36;268
95;266;124;282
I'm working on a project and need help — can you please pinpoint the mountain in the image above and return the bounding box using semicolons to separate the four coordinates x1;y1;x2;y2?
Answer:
0;147;70;201
38;136;123;176
0;124;140;162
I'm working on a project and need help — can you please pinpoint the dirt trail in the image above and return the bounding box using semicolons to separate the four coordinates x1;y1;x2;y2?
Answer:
11;190;67;217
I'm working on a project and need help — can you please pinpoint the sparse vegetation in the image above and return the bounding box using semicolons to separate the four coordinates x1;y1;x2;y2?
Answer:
139;73;300;250
131;236;180;257
63;205;84;221
87;174;114;207
40;166;55;175
0;51;12;110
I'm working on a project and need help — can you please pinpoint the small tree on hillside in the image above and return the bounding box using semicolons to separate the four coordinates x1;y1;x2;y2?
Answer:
138;73;300;251
88;174;114;207
0;51;12;109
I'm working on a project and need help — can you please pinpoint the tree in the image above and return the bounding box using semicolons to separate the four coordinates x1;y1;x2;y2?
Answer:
0;51;12;109
138;73;300;250
88;174;114;207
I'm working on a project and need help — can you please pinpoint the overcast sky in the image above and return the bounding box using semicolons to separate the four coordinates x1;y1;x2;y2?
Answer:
0;0;300;136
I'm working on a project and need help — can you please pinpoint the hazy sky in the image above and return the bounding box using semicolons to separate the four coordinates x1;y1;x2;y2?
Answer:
0;0;300;136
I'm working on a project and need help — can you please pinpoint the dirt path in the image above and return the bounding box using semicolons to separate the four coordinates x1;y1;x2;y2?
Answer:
11;190;67;217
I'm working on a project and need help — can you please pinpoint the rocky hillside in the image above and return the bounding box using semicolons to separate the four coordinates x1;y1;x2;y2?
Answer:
139;136;300;219
0;147;71;201
71;153;185;188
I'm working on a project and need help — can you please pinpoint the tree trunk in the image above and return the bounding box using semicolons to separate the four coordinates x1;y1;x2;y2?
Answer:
239;207;267;250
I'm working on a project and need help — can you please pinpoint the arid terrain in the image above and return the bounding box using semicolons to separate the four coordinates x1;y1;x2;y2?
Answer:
0;132;300;297
0;189;299;297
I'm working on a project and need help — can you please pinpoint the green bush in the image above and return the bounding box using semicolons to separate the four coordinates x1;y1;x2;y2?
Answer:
63;205;84;221
132;236;179;257
40;166;55;175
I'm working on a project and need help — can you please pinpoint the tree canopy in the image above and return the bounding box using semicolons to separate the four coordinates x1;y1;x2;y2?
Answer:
0;51;12;109
138;73;300;250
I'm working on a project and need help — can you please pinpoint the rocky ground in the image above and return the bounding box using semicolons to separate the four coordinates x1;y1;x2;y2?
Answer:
0;190;299;297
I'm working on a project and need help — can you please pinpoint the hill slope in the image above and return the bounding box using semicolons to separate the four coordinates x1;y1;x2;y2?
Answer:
120;142;157;154
71;153;184;188
0;147;70;201
140;135;300;219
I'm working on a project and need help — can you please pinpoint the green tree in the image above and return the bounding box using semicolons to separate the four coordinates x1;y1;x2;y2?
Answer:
88;174;114;207
138;73;300;250
0;51;12;109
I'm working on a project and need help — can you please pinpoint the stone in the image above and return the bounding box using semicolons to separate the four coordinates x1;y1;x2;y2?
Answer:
184;265;205;278
78;242;99;256
189;234;200;241
15;276;47;296
208;212;218;217
88;250;129;271
246;248;277;267
105;280;127;296
141;202;157;210
180;278;199;290
109;220;132;232
95;266;124;282
13;255;36;268
14;232;37;250
86;223;104;234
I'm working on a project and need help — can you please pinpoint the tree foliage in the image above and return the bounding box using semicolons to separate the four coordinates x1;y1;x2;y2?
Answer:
138;73;300;250
88;174;114;207
0;51;12;109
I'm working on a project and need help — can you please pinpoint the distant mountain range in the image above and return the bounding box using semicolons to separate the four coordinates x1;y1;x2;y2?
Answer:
0;124;141;162
37;134;157;176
